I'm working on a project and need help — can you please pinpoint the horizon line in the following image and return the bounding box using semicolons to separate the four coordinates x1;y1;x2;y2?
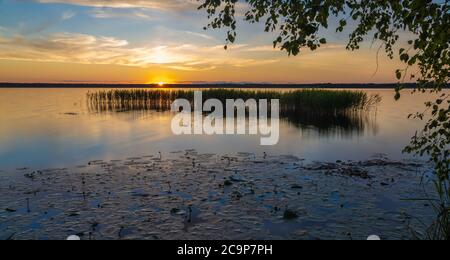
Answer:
0;82;426;89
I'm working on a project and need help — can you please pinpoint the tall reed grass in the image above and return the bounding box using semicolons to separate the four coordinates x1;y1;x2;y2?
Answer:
86;88;380;137
87;88;380;113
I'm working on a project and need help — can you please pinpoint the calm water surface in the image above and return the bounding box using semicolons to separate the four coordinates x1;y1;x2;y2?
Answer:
0;88;445;169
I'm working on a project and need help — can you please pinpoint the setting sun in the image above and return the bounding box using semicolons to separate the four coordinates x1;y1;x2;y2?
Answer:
148;75;175;86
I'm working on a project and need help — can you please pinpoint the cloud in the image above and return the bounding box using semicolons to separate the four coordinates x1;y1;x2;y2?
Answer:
0;33;131;62
0;35;8;44
244;45;278;52
167;65;217;72
0;31;282;71
33;0;198;11
61;10;76;20
14;9;78;35
208;44;249;51
88;8;153;20
185;31;216;41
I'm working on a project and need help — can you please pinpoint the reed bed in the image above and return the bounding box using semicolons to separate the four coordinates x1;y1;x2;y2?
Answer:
86;88;380;135
87;88;380;113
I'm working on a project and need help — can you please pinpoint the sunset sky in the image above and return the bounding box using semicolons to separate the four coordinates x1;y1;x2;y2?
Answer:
0;0;413;84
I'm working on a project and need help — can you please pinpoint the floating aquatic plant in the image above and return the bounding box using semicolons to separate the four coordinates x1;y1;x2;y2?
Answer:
283;209;299;220
224;180;233;187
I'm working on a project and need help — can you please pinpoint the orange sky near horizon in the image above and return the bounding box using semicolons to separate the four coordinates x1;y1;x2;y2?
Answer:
0;47;409;84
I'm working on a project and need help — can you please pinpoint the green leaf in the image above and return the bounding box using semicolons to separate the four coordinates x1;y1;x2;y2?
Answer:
396;70;402;80
400;53;409;62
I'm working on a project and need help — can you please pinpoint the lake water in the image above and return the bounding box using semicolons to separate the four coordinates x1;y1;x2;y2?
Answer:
0;88;444;170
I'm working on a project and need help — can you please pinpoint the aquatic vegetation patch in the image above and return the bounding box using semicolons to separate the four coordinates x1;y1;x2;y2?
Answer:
87;89;380;114
283;209;299;220
86;89;381;137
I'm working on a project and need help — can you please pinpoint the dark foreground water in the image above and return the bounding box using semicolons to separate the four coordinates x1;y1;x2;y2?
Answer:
0;152;436;240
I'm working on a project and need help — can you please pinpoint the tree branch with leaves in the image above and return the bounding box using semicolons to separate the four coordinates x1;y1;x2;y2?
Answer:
198;0;449;239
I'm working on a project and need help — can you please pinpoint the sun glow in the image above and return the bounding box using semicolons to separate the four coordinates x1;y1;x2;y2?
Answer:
147;75;175;86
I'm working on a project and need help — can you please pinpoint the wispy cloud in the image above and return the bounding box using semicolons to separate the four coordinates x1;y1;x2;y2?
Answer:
33;0;198;11
0;32;281;71
244;45;279;52
14;9;78;35
185;31;216;41
208;44;249;51
88;8;153;20
61;10;76;20
167;65;217;72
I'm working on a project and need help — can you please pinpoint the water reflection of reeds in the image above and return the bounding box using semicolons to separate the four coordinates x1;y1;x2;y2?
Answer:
282;109;378;137
87;89;380;135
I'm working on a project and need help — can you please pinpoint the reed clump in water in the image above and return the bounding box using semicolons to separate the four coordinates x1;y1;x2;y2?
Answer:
87;89;380;136
87;89;380;113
